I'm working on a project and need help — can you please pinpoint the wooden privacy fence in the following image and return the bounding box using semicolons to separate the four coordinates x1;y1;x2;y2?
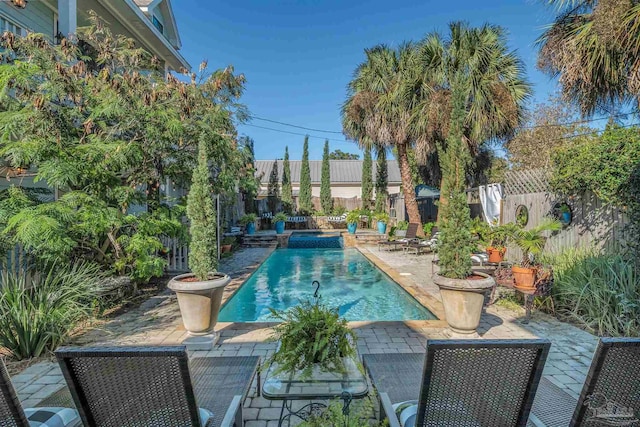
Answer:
502;168;629;260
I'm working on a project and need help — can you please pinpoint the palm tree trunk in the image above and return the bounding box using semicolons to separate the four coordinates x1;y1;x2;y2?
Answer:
396;142;423;236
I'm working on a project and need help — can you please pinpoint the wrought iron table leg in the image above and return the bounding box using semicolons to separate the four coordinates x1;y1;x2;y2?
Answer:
523;294;534;324
277;400;327;427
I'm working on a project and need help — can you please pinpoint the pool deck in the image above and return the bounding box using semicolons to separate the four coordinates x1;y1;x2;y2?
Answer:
9;245;598;426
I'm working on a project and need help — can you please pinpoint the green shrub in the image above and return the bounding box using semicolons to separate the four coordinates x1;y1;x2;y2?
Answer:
396;221;408;230
423;221;437;238
0;262;103;360
238;213;257;225
544;248;640;336
373;212;389;223
346;210;361;225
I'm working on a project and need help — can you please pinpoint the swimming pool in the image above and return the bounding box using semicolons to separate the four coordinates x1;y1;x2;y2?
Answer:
218;248;435;322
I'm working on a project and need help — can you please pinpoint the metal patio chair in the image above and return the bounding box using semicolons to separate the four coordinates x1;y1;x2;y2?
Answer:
1;358;80;427
55;346;259;427
363;339;551;427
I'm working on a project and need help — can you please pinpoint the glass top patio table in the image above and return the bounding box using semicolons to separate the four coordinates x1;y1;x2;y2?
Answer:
262;356;369;400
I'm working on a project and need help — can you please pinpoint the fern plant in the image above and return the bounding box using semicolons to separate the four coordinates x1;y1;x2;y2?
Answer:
266;299;356;378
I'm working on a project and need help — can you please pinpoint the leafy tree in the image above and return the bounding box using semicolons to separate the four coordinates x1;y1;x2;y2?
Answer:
418;22;531;217
187;139;218;279
267;160;280;214
320;140;333;213
328;149;359;160
0;19;248;282
506;95;594;170
342;44;426;233
361;148;373;209
281;146;293;213
538;0;640;115
299;136;313;214
375;147;388;212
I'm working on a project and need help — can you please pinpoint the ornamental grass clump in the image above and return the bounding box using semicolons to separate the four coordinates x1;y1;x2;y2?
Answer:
267;299;356;378
0;262;103;360
544;248;640;337
186;139;218;281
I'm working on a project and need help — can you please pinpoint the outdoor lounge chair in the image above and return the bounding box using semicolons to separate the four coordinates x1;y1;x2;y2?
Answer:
403;233;439;255
55;346;260;427
378;223;420;251
570;337;640;426
363;339;550;427
1;358;80;427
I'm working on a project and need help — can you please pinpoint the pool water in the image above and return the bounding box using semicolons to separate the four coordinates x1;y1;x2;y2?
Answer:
218;248;435;322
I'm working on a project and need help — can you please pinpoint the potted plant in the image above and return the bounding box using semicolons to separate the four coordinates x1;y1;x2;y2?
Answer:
373;212;389;234
168;140;230;347
239;213;258;235
220;236;235;253
511;218;562;291
558;203;572;225
431;96;495;335
395;220;409;237
266;299;356;378
485;223;519;263
273;212;288;234
346;210;360;234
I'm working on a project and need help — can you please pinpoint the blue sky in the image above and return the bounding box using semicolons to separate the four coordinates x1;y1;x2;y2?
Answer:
173;0;562;160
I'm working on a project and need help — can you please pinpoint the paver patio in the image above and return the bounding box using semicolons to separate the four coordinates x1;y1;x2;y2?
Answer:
9;245;598;426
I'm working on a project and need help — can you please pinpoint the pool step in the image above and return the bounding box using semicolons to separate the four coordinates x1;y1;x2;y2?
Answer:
241;234;278;248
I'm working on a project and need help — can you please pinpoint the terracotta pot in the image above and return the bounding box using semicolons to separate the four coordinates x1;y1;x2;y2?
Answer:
432;272;496;334
512;265;536;291
221;244;232;253
486;247;506;263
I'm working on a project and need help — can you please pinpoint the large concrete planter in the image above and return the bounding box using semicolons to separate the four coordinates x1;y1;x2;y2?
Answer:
433;272;495;334
168;272;230;337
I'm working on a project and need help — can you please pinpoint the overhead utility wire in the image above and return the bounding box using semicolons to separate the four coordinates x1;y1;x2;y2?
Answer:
243;124;350;143
251;116;344;134
248;112;631;136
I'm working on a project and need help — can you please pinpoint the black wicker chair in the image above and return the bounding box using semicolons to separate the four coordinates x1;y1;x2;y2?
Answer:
570;337;640;427
55;346;259;427
364;339;551;427
1;358;80;427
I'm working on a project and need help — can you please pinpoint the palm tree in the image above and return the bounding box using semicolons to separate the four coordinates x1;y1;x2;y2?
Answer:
538;0;640;116
416;22;531;204
342;43;427;232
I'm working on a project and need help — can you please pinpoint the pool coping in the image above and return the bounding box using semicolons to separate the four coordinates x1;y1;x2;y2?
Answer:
217;245;447;329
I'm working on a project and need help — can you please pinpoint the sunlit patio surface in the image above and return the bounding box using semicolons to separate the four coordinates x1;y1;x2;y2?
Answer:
11;246;597;426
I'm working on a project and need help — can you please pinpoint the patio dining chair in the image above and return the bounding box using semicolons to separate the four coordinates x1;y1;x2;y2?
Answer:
1;358;80;427
55;346;259;427
364;339;551;427
378;223;420;251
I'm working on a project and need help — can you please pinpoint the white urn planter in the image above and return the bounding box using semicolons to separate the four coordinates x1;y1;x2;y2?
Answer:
168;272;230;349
432;272;495;335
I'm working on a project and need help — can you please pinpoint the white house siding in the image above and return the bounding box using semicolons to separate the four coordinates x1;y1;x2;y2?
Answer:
0;1;55;38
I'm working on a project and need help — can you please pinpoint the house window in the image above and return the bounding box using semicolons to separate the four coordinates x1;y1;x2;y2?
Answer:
0;14;26;37
152;15;163;34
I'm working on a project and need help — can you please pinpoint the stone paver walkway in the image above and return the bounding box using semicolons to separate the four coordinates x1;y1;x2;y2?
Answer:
9;244;598;426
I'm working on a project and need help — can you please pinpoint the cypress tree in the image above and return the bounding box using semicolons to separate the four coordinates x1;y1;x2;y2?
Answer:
375;147;388;213
437;87;473;279
267;159;280;214
281;146;293;213
299;136;313;214
320;140;333;214
187;139;218;280
361;147;373;210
